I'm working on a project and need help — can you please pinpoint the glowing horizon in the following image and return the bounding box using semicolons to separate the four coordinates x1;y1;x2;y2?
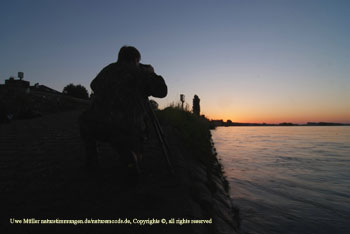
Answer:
156;99;350;124
204;113;350;125
1;0;349;124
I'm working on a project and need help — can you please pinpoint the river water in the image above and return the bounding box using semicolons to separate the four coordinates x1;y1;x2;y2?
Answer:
211;126;350;234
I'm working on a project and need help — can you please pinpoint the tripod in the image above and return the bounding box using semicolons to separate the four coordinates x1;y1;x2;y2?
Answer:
142;99;174;175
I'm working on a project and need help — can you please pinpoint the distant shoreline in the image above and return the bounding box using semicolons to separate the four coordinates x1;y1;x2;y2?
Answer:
210;121;350;128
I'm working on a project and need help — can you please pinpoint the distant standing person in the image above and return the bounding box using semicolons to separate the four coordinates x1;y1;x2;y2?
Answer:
79;46;167;177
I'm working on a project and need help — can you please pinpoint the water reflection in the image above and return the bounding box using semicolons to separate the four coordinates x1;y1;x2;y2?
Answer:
212;126;350;234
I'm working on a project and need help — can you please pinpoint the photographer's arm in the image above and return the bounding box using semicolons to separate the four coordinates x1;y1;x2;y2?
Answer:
140;64;167;98
147;74;167;98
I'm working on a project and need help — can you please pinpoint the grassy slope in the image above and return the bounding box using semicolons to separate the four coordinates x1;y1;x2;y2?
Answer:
156;106;241;231
156;106;212;164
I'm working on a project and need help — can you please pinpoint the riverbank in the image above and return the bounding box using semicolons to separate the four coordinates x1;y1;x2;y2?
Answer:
1;108;239;234
157;107;241;233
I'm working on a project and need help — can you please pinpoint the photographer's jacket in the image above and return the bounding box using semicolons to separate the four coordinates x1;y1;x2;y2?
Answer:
86;62;167;146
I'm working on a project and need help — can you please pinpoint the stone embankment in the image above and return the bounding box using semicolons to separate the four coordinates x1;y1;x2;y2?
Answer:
162;123;240;234
1;110;240;234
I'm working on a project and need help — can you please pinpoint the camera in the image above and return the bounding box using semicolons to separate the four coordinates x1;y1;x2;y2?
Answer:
139;63;154;73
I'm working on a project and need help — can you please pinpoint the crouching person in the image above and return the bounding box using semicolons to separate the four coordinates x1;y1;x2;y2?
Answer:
79;46;167;179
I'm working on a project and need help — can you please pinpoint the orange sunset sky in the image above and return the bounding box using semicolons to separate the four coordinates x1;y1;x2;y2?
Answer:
1;1;349;124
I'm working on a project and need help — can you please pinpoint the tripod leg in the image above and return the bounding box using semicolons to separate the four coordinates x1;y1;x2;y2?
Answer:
131;151;142;175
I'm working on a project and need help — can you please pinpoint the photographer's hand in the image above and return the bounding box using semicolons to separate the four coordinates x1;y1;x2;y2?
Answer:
145;65;154;73
140;63;155;73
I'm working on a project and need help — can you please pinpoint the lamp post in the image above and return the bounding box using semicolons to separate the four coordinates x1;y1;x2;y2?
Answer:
18;72;24;80
180;94;185;110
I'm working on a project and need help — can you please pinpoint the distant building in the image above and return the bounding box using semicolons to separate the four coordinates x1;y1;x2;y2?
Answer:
0;77;30;94
31;84;61;94
4;77;30;87
210;120;225;127
0;76;61;95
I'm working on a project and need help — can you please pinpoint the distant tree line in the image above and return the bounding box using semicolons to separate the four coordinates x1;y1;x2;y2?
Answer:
62;84;89;100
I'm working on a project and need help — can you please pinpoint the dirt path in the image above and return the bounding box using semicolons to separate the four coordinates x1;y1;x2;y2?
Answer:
1;110;201;234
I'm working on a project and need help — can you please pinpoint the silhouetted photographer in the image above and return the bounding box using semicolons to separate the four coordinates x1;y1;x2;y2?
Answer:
79;46;167;179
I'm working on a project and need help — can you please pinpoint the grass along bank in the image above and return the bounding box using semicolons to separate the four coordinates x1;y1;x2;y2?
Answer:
156;106;241;232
